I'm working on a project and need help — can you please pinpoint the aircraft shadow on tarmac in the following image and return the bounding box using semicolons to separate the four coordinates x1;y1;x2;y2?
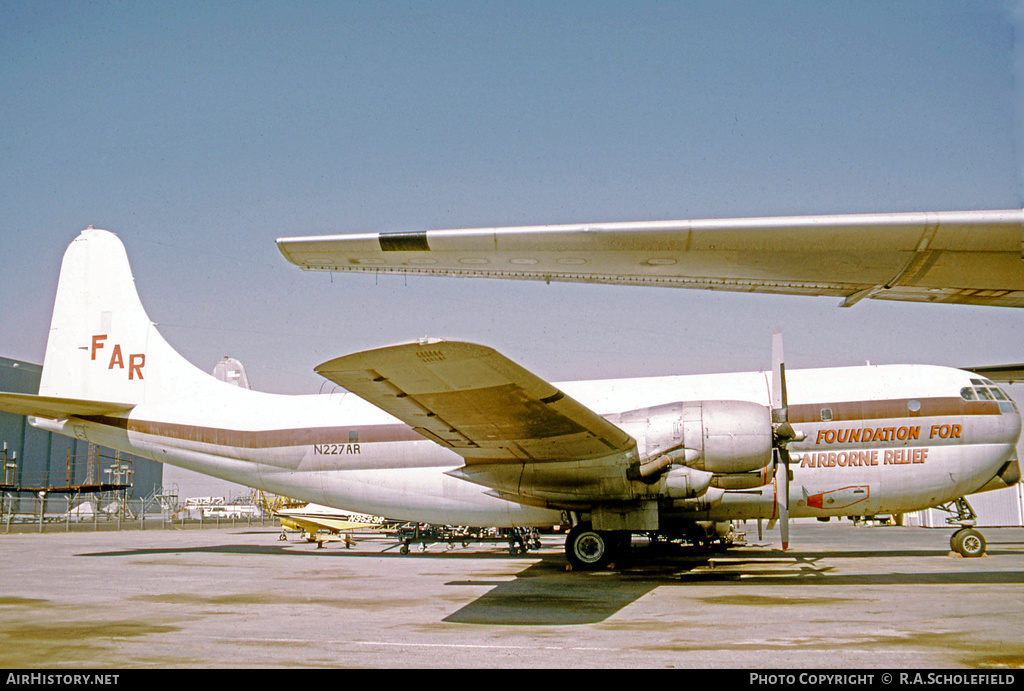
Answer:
442;546;1024;626
76;538;1024;626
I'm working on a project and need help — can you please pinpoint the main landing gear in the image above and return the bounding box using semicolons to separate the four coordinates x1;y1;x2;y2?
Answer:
938;497;987;558
565;523;620;570
564;520;733;570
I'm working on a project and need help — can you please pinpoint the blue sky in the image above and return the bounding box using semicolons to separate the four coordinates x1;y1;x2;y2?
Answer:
2;1;1023;395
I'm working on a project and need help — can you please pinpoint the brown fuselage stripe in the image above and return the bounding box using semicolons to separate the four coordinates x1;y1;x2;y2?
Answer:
788;397;1002;424
75;396;1005;450
77;415;424;447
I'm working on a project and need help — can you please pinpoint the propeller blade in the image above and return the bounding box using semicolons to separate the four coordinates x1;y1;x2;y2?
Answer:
779;450;790;551
771;329;787;414
772;331;793;551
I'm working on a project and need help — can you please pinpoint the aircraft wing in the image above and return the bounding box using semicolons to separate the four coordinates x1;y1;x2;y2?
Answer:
315;339;635;464
278;209;1024;308
277;514;378;533
0;392;135;419
963;364;1024;384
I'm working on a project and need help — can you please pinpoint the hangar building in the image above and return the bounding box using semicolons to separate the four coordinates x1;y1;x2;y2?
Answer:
0;356;162;514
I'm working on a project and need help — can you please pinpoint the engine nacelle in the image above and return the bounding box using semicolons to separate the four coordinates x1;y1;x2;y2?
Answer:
710;463;775;490
673;486;725;511
663;466;714;499
613;400;773;474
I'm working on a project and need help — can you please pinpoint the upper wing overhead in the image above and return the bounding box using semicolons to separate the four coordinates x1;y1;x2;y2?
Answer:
278;209;1024;308
0;392;135;419
963;364;1024;384
315;340;634;464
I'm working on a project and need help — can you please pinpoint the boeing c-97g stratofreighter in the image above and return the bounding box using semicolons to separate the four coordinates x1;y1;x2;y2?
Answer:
0;228;1020;568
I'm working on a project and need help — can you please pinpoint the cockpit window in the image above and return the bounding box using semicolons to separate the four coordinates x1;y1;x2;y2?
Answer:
962;385;1015;404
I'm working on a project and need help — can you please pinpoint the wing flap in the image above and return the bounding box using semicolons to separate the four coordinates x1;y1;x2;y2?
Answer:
0;392;135;419
315;340;634;464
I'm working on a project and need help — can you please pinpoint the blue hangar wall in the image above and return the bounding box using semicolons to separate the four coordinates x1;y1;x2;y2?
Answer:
0;356;162;500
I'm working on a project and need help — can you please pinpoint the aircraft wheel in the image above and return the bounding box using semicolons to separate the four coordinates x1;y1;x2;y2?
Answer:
950;527;969;551
565;524;617;570
953;528;986;558
685;524;711;553
399;544;410;555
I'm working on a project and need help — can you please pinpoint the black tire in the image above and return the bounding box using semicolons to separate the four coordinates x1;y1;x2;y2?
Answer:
565;524;617;570
954;528;986;558
950;527;969;552
685;523;711;553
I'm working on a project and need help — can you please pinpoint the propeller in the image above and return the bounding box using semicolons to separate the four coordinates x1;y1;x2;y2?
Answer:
771;330;803;550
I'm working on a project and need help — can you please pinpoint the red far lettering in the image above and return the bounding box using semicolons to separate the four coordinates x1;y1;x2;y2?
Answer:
129;353;145;380
108;344;124;369
98;338;145;380
91;334;107;360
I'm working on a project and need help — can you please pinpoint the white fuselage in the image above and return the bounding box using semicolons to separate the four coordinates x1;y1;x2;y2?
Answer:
32;362;1021;528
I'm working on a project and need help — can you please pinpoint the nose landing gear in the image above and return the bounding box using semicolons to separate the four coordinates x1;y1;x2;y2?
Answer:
938;497;987;558
950;527;986;558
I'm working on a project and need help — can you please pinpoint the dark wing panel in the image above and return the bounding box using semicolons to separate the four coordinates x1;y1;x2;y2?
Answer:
315;340;634;464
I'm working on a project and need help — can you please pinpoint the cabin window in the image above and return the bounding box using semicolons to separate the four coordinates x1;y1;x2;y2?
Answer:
908;399;921;412
349;430;359;443
820;408;833;422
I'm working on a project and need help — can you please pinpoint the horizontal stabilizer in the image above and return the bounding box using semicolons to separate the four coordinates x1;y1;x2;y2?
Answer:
0;392;135;420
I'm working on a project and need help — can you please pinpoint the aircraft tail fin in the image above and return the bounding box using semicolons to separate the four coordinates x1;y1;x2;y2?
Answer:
38;227;212;406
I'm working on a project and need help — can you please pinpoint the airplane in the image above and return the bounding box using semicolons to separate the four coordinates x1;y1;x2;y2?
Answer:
275;503;387;547
276;208;1024;309
0;227;1020;570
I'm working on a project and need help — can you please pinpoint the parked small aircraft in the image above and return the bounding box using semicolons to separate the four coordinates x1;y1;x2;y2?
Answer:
275;503;386;547
0;228;1019;568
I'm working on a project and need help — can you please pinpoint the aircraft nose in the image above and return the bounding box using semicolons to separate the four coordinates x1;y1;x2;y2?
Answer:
1006;401;1023;445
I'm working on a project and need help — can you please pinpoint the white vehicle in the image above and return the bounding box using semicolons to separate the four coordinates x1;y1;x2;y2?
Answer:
0;228;1019;568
